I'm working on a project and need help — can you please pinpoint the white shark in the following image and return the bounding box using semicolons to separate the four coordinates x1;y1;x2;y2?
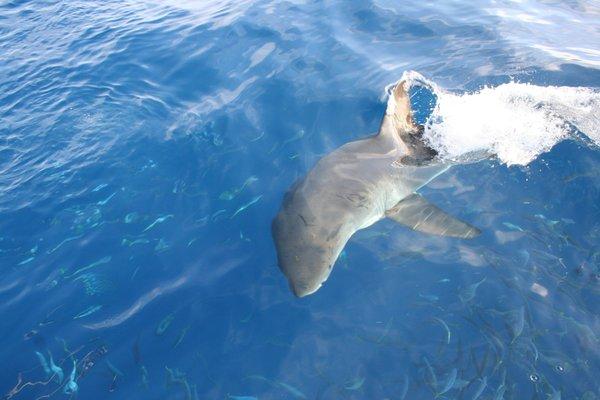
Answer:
272;79;480;297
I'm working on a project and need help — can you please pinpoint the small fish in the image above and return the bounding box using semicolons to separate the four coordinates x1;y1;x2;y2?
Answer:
502;222;523;231
344;377;365;390
240;307;254;323
472;377;487;400
172;180;182;194
156;313;175;335
48;353;64;384
459;277;486;303
154;238;170;252
399;374;409;400
453;379;470;390
165;366;192;400
276;381;306;399
74;272;111;296
419;293;439;302
24;329;38;340
494;384;506;400
74;305;103;319
122;238;150;247
106;360;122;392
376;317;393;344
282;129;305;146
563;172;598;182
231;195;263;218
106;360;124;377
211;209;228;221
219;176;258;201
132;336;142;365
97;192;116;206
246;376;306;400
173;325;190;348
18;256;35;265
437;368;457;397
47;235;83;254
432;317;451;344
268;142;278;154
526;339;539;363
124;212;139;224
140;365;149;388
109;373;118;392
548;388;561;400
422;357;438;390
191;384;199;400
250;131;265;142
79;345;109;378
240;230;251;242
472;347;490;377
506;306;525;343
534;213;560;227
143;215;173;232
66;256;111;278
518;249;530;266
63;360;79;395
35;351;51;376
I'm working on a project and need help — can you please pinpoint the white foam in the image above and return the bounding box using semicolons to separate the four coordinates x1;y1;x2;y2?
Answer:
392;71;600;166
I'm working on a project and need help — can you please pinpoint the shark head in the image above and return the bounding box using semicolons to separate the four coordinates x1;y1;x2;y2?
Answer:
271;199;341;298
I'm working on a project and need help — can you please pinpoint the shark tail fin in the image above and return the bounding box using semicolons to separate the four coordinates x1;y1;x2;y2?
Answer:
379;80;439;164
386;193;480;239
380;80;418;138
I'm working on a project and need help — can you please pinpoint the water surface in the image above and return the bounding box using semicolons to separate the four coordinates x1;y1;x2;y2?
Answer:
1;0;599;399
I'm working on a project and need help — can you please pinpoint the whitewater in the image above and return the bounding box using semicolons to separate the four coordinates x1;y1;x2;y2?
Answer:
393;71;600;166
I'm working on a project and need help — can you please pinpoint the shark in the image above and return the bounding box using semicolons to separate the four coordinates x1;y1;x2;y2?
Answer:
272;78;480;297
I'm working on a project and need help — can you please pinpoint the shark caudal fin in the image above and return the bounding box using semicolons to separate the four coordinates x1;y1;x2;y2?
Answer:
379;80;438;164
380;80;418;138
385;193;480;239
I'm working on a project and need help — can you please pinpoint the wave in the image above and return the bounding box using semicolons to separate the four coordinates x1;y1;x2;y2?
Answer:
395;71;600;166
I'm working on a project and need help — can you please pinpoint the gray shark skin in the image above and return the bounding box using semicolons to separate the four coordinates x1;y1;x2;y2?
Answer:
272;80;480;297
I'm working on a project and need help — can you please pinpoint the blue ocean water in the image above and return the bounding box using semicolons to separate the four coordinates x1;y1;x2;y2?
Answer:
1;0;599;399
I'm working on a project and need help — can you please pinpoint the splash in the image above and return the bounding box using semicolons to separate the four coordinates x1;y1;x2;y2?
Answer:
390;71;600;166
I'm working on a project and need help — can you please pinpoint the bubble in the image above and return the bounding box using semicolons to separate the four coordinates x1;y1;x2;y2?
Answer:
529;373;540;382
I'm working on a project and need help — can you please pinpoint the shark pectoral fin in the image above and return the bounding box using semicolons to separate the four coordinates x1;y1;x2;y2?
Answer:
385;193;481;239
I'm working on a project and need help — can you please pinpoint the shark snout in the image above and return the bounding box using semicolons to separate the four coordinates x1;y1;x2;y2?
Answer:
289;280;321;298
